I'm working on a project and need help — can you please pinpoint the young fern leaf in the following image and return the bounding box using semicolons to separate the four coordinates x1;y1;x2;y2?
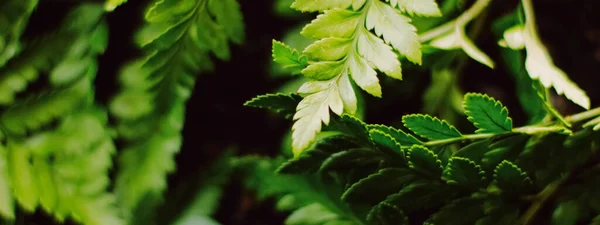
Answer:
289;0;441;156
272;40;308;75
463;93;513;134
111;0;244;218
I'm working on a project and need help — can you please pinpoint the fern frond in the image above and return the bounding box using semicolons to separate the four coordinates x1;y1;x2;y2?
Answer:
0;0;38;66
5;109;123;225
111;0;244;218
285;0;441;156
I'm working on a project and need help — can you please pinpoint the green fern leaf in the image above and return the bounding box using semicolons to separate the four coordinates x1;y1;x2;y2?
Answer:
402;114;462;140
0;0;38;66
493;160;533;194
424;197;484;225
272;40;308;75
289;0;438;155
0;144;13;219
442;157;486;188
366;202;408;225
407;145;443;177
0;79;91;136
112;0;244;217
464;93;513;134
369;130;403;158
277;135;359;174
368;124;422;147
6;140;38;211
244;93;302;119
320;148;383;172
384;181;449;212
342;168;417;205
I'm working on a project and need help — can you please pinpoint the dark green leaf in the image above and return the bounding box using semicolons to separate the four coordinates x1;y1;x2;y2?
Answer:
424;197;484;225
551;201;581;225
244;93;302;119
482;135;529;168
368;124;422;146
463;93;513;134
327;114;371;143
407;145;442;177
366;202;408;225
443;157;486;188
493;160;533;194
402;114;462;140
452;139;490;164
385;181;451;212
342;168;418;205
320;148;383;172
277;135;360;174
368;130;404;161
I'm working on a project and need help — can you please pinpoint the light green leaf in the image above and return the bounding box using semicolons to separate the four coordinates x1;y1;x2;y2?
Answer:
456;27;495;68
348;52;381;97
291;0;366;12
366;0;421;64
443;157;486;188
304;37;352;61
402;114;462;140
498;25;525;50
387;0;442;17
272;40;309;74
302;61;345;80
292;81;344;156
104;0;127;11
407;145;442;177
301;9;362;39
357;29;403;80
6;141;38;212
522;29;590;109
463;93;513;134
0;144;14;219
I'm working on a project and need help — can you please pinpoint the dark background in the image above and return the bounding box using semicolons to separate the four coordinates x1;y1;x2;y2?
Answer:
21;0;600;224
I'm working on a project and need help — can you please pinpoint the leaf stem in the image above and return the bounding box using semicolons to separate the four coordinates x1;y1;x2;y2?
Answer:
420;0;492;42
565;106;600;124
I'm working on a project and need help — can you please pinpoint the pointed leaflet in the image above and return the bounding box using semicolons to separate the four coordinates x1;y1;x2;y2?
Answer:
342;168;418;205
301;9;362;39
402;114;462;140
407;145;443;177
464;93;513;134
387;0;442;17
369;130;403;159
272;40;308;74
367;202;409;225
366;0;421;64
356;29;403;80
368;124;422;146
493;160;533;194
304;37;351;61
443;157;486;188
244;93;302;119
